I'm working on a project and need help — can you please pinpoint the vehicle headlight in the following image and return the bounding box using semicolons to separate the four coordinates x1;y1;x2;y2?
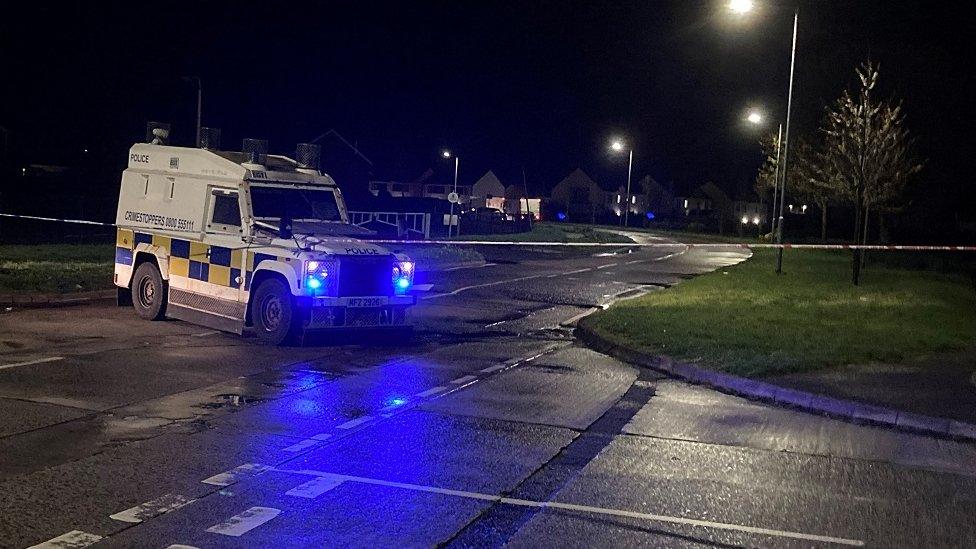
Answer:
304;260;331;294
392;260;415;293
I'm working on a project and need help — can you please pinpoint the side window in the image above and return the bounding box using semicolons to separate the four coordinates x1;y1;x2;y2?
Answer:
208;189;241;232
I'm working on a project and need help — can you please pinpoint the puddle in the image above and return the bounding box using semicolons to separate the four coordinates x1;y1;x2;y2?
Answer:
199;393;267;409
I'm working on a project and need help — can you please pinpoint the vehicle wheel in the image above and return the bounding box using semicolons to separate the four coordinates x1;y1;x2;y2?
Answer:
131;262;167;320
251;278;301;345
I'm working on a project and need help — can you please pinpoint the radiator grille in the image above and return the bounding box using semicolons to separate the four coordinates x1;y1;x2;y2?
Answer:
337;255;393;297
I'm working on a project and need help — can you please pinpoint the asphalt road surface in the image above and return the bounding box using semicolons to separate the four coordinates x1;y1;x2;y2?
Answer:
1;236;975;548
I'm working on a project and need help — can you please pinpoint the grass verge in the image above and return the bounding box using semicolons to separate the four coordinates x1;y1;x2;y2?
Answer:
389;244;485;271
0;244;115;293
0;242;486;293
458;222;633;243
584;248;976;377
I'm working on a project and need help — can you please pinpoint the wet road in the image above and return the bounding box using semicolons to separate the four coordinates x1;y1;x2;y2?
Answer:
1;239;975;548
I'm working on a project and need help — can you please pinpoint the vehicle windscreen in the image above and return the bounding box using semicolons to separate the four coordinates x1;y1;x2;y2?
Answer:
249;185;342;222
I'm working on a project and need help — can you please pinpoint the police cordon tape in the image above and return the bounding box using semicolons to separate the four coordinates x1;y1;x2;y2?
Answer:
2;212;974;251
365;239;976;251
0;212;115;227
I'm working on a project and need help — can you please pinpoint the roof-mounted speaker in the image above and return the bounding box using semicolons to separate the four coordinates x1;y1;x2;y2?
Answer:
146;122;171;145
242;138;268;164
296;143;321;171
198;127;221;150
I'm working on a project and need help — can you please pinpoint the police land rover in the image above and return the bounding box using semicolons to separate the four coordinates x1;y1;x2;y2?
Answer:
114;125;415;345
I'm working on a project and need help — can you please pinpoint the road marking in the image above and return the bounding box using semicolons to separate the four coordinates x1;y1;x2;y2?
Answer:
274;470;864;547
625;259;643;264
596;263;618;269
415;386;447;397
422;267;594;300
444;262;498;272
191;330;220;337
165;545;200;549
560;307;602;327
336;416;374;429
27;530;102;548
285;476;345;499
202;463;271;486
282;439;322;452
109;493;195;523
206;506;280;537
311;433;333;441
450;375;478;385
0;356;64;371
480;364;506;374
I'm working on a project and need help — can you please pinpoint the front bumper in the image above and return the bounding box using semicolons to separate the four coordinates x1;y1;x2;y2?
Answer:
300;295;415;328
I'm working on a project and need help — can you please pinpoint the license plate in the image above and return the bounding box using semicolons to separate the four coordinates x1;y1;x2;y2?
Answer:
347;297;384;308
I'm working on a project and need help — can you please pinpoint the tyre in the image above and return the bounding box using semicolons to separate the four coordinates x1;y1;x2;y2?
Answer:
251;278;302;345
131;262;167;320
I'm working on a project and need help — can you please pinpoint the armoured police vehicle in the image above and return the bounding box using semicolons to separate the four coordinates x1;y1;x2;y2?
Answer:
114;126;415;345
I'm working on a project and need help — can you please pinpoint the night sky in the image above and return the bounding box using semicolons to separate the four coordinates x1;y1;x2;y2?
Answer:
1;1;973;211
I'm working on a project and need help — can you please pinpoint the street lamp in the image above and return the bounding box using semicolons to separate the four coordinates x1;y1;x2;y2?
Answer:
728;0;754;14
181;76;202;147
729;0;798;274
441;149;459;238
609;139;634;228
746;110;763;125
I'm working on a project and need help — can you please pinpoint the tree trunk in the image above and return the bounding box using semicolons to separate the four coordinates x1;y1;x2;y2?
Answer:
852;201;863;286
860;203;870;271
819;201;828;243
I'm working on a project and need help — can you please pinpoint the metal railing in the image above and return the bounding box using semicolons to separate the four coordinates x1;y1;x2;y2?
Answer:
347;211;431;239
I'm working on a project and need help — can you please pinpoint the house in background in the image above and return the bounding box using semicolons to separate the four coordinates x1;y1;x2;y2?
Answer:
471;171;507;210
550;169;608;223
503;184;540;219
675;181;731;232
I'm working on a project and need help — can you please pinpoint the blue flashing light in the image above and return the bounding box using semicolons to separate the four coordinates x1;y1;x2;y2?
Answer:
556;212;567;221
306;277;322;290
396;277;411;290
646;212;655;220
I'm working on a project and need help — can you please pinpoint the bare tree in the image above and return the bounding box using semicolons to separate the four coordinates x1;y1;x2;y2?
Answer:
818;61;922;285
755;133;837;242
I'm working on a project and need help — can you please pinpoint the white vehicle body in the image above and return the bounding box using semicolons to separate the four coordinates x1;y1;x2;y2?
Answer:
113;142;415;343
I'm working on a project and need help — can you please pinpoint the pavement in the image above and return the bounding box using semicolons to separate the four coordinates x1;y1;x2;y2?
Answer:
1;237;975;548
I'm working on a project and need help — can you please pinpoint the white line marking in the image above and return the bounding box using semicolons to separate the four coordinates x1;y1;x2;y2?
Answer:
311;432;333;441
443;262;497;271
415;386;447;397
27;530;103;548
282;439;322;453
274;470;864;546
596;263;618;269
191;330;220;337
336;416;374;429
422;266;596;300
450;375;478;385
201;463;270;486
109;493;195;523
480;364;506;374
0;356;64;371
165;546;200;549
625;259;643;264
206;506;281;537
560;307;602;327
285;476;345;499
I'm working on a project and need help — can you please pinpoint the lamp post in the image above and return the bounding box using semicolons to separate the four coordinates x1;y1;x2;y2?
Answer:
730;1;798;274
610;139;634;228
441;150;459;238
745;109;781;236
181;76;202;147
